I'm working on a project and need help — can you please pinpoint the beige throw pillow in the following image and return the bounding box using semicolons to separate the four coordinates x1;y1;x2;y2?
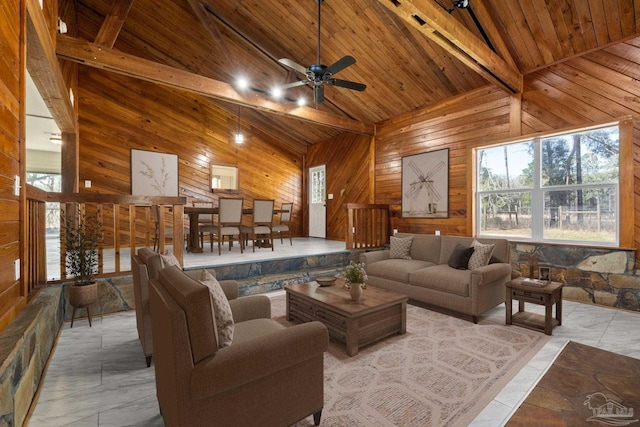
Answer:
390;236;413;259
468;239;495;270
160;250;182;269
199;271;234;348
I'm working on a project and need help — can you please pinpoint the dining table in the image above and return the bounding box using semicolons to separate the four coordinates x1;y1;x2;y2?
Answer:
183;206;289;253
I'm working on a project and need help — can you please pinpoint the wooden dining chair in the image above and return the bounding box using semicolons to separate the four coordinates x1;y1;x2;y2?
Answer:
152;205;188;252
217;198;244;255
272;202;293;245
193;201;216;251
244;199;275;252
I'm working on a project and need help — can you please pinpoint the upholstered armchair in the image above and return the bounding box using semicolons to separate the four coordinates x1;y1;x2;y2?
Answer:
131;247;240;367
149;265;328;427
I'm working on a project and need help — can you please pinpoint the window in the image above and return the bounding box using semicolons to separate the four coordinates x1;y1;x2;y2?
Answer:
476;125;619;245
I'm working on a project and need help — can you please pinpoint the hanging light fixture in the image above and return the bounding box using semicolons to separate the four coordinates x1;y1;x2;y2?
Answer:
234;106;244;144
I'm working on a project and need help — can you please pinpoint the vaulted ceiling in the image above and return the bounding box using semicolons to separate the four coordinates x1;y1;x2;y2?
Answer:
60;0;640;153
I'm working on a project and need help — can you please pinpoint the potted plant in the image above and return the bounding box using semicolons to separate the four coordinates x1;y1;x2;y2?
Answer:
63;208;102;326
340;261;368;301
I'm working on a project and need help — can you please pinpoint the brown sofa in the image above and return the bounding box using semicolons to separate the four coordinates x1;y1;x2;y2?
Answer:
149;265;329;427
360;234;512;322
131;247;241;367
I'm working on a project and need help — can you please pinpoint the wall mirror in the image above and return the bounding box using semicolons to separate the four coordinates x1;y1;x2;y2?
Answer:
210;164;239;192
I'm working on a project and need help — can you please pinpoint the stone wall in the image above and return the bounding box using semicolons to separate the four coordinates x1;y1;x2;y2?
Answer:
0;287;62;427
512;243;639;311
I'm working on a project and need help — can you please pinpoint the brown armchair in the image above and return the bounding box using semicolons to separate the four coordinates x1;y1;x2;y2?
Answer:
149;265;328;427
131;247;240;367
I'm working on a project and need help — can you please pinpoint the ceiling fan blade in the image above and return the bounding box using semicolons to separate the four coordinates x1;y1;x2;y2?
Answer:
278;58;308;75
314;85;325;104
328;78;366;91
325;55;356;76
279;80;309;90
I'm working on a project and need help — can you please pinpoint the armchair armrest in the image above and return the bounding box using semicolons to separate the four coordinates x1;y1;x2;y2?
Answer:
228;295;271;322
471;263;512;286
191;321;329;398
359;249;390;266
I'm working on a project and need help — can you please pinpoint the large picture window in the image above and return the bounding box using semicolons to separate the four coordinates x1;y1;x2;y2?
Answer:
476;124;619;245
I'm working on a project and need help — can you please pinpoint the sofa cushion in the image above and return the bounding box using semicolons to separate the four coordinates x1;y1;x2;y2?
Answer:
404;234;441;263
233;318;285;344
390;236;413;259
366;258;435;283
200;271;234;348
158;266;218;363
468;239;495;270
138;247;163;280
409;265;471;297
448;244;475;270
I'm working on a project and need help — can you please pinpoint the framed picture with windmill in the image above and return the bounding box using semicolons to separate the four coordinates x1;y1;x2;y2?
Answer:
402;149;448;218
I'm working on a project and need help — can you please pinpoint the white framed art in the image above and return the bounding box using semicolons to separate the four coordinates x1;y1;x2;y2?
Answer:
131;149;179;196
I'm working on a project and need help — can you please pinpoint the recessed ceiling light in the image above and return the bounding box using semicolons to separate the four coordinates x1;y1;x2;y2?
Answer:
271;87;283;99
297;97;307;107
235;76;249;90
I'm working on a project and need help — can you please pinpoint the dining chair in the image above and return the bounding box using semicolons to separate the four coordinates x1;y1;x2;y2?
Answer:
152;205;173;251
217;198;244;255
244;199;275;252
193;201;216;251
272;202;293;245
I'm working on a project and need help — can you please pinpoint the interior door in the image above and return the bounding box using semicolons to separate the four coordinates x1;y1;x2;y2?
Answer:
308;165;326;238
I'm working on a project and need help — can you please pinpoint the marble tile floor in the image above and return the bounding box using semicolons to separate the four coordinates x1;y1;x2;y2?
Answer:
46;237;348;281
28;296;640;427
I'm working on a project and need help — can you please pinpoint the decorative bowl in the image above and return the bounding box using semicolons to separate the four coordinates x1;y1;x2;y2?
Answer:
315;276;337;287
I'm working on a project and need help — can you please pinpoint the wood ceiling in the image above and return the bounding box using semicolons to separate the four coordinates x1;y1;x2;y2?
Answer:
63;0;640;154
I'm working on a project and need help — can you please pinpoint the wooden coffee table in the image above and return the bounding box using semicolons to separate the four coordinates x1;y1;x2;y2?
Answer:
285;280;408;356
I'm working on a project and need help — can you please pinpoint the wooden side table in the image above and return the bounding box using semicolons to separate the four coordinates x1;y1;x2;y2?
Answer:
506;277;563;335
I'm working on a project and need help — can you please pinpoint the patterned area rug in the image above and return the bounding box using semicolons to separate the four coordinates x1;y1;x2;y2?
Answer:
270;295;549;427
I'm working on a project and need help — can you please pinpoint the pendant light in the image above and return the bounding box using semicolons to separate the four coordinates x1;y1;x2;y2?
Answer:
234;106;244;144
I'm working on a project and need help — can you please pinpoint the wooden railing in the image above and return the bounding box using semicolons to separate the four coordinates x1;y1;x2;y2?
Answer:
345;203;390;249
25;188;186;289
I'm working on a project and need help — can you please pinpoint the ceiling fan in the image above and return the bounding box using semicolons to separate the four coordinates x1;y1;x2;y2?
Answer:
278;0;366;105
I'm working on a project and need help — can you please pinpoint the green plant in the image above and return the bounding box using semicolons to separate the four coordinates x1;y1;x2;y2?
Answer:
340;261;367;284
64;210;102;286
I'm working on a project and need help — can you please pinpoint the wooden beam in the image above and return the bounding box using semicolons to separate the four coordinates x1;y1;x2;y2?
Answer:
375;0;522;94
465;1;518;70
56;35;374;135
94;0;135;48
26;0;76;133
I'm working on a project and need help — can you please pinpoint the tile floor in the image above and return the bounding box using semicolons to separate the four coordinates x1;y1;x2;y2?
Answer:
30;241;640;426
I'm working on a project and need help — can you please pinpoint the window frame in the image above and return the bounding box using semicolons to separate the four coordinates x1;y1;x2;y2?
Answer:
473;119;633;248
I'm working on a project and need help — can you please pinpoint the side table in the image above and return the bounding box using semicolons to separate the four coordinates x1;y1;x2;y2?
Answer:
506;277;563;335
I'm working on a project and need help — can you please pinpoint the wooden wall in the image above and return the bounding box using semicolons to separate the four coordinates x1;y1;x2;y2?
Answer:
0;0;25;331
306;133;374;241
77;67;304;236
373;39;640;259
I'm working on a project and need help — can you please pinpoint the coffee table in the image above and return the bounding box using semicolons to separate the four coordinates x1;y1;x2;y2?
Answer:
285;280;408;356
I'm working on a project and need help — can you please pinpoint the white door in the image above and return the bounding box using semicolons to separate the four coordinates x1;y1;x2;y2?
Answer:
308;165;326;238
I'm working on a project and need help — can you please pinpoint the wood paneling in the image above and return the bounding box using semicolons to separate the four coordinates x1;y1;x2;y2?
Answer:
373;40;640;263
0;0;24;333
78;67;305;237
306;133;373;240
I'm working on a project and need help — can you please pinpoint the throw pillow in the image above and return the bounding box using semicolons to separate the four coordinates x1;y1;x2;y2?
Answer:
447;244;475;270
390;236;413;259
160;250;182;269
199;275;234;348
468;239;495;270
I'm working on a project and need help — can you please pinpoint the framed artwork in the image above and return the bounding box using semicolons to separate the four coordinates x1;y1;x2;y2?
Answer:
539;266;551;282
131;149;179;196
402;149;448;218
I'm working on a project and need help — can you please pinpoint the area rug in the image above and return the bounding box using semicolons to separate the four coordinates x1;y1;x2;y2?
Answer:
506;341;640;426
269;295;550;427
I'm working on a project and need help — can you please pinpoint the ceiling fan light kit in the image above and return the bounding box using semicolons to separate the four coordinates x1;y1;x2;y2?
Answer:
277;0;366;104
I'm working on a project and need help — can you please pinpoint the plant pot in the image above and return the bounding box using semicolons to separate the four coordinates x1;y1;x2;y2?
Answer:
349;283;363;302
69;282;98;308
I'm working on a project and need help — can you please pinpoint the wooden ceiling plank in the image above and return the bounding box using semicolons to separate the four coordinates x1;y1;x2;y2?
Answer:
543;0;576;60
375;0;523;94
94;0;135;48
26;0;76;133
55;35;374;135
465;0;520;70
185;0;238;73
